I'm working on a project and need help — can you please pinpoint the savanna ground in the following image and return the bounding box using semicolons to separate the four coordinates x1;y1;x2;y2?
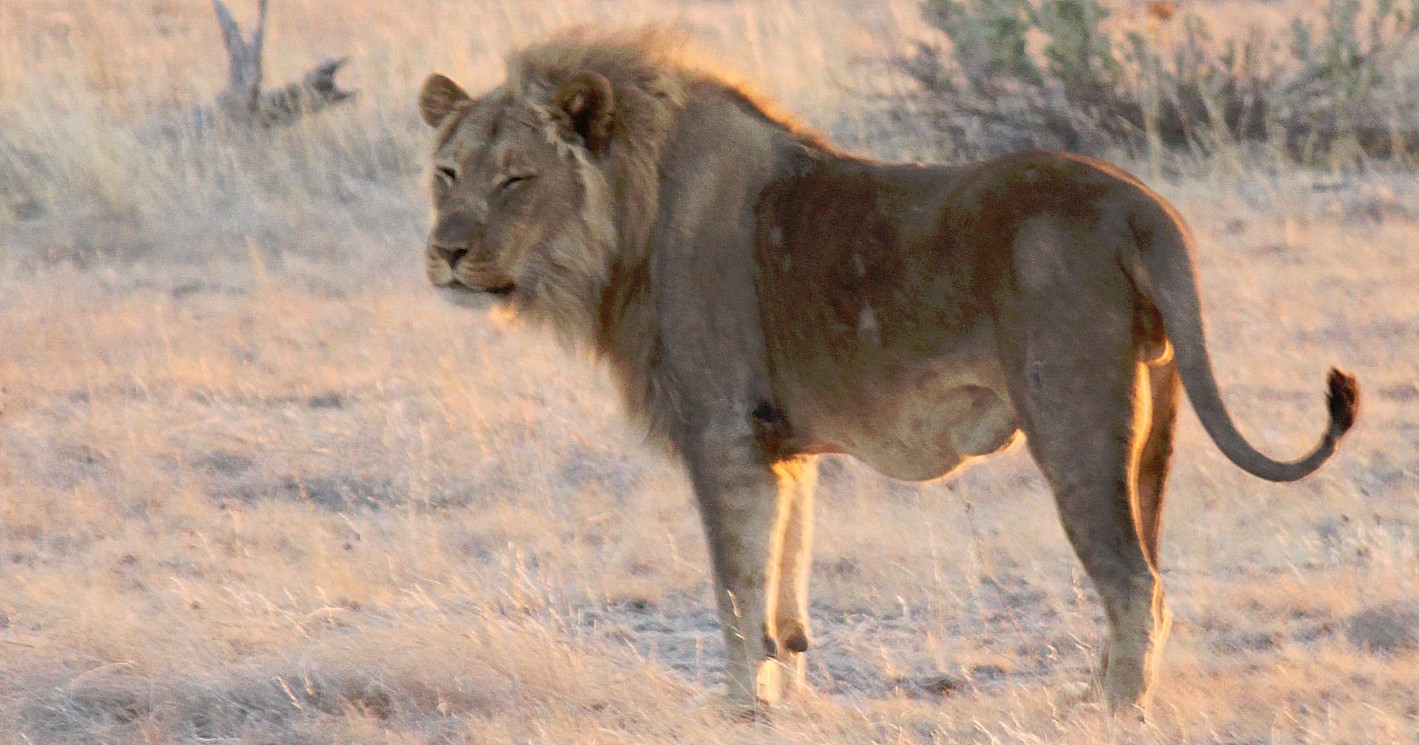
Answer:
1;1;1417;742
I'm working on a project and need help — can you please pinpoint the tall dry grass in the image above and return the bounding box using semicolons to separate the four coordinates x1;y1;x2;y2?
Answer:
0;0;935;269
2;1;1417;743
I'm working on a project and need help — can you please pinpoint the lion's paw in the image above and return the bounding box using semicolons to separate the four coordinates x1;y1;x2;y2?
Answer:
755;658;784;705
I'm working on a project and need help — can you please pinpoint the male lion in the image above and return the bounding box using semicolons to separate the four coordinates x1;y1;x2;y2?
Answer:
416;29;1359;713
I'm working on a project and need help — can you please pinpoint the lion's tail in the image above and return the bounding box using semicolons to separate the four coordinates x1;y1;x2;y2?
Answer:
1121;195;1359;483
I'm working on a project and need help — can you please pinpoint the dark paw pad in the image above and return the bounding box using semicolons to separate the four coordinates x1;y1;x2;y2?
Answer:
780;624;809;653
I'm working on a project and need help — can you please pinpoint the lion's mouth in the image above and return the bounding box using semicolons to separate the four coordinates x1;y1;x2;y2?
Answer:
428;249;517;298
435;278;516;298
433;271;518;305
451;277;515;297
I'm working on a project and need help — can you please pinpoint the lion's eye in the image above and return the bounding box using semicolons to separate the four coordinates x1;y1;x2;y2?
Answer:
436;166;457;183
498;174;533;193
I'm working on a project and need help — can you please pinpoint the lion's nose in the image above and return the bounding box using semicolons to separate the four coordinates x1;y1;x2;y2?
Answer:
431;244;468;267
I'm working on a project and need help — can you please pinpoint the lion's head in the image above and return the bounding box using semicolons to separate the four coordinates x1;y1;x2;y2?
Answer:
417;30;687;336
417;71;616;324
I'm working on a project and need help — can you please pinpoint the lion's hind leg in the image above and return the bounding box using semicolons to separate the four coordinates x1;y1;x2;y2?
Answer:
1135;360;1180;571
996;261;1170;712
1022;357;1169;711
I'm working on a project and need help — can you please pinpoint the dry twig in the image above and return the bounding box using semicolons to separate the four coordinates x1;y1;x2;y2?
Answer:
201;0;354;129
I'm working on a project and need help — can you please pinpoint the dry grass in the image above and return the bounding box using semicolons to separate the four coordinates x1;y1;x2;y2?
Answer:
2;1;1417;743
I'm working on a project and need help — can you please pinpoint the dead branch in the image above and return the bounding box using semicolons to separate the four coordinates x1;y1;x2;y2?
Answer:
208;0;354;128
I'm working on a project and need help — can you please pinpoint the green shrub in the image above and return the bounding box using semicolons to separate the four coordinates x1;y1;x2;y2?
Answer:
897;0;1419;164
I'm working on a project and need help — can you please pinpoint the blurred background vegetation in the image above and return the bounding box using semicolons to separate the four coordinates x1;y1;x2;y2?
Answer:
892;0;1419;167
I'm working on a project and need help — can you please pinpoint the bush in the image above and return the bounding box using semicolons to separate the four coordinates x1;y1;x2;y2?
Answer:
896;0;1419;164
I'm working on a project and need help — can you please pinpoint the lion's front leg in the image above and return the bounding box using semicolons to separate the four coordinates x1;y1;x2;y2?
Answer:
681;437;788;710
771;456;817;696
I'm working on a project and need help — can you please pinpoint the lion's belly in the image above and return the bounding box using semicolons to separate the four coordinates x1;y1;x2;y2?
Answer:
752;157;1022;480
781;351;1021;483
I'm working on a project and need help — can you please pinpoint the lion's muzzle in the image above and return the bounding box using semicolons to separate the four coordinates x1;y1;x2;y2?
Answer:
426;241;516;297
431;243;468;269
425;244;461;287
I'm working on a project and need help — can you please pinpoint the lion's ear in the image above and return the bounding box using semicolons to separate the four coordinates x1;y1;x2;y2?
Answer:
418;73;470;127
554;72;615;155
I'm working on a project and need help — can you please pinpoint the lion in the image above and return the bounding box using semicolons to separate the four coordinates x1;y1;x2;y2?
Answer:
416;28;1359;713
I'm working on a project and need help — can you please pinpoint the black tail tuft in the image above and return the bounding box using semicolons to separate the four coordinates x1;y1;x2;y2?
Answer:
1326;367;1361;436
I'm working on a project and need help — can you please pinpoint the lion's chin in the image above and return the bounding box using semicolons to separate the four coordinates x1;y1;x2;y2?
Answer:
434;278;520;309
435;284;497;309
